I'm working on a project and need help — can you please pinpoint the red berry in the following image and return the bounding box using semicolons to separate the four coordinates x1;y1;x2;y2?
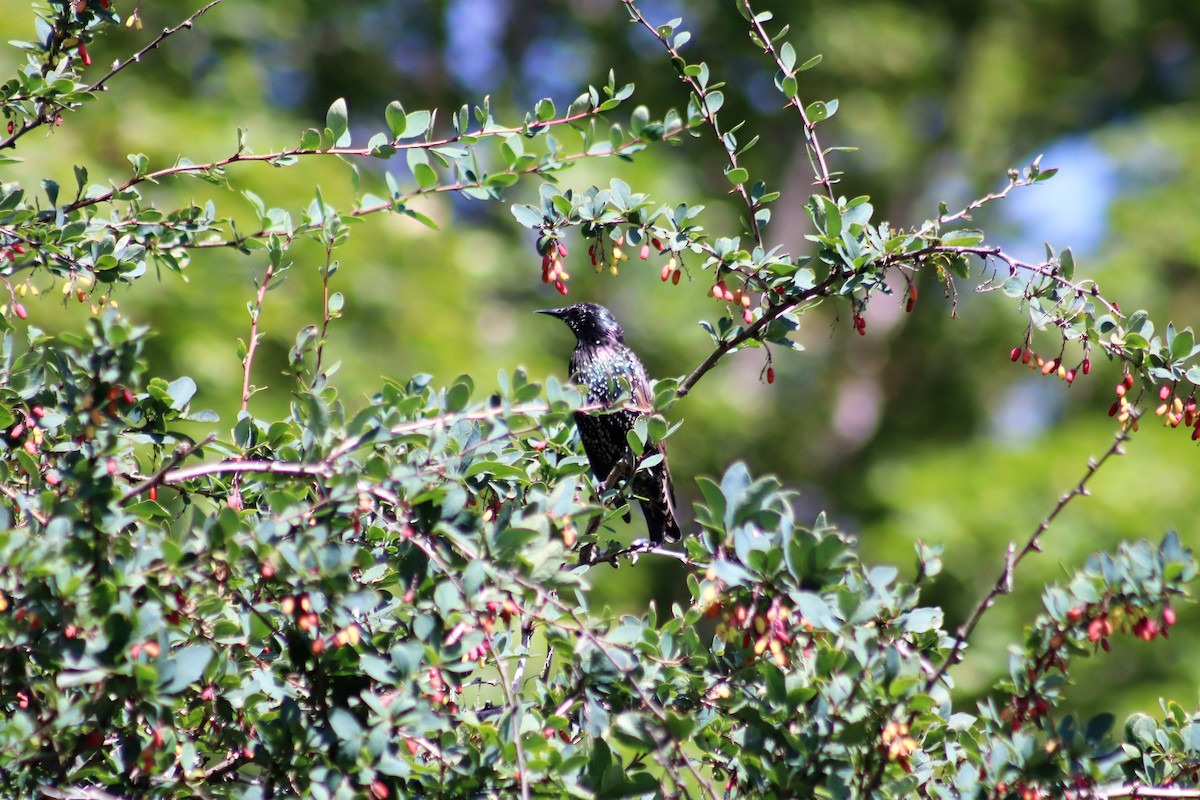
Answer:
1010;347;1022;362
78;43;91;67
148;486;158;501
13;303;27;320
1160;385;1171;401
556;242;567;258
766;367;775;384
1163;606;1178;626
639;243;650;260
1065;369;1076;384
1124;373;1135;390
1082;358;1091;375
671;270;681;286
1067;605;1086;622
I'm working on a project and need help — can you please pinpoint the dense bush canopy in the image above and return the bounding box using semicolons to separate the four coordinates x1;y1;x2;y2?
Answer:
1;1;1200;798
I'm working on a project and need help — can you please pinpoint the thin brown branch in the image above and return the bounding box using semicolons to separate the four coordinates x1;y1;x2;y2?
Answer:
85;1;228;96
40;786;133;800
0;1;227;152
63;106;636;215
175;124;695;250
121;434;215;504
677;271;839;397
623;1;766;245
739;0;837;199
158;459;334;485
241;261;277;413
924;423;1133;692
0;483;49;526
1090;785;1200;799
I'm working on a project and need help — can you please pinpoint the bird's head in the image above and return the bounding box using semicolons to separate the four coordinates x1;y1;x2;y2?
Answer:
536;303;625;345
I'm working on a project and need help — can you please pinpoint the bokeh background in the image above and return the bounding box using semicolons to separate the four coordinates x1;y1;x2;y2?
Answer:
4;0;1200;720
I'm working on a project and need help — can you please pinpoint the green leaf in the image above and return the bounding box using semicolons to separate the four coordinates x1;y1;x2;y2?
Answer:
725;167;749;186
402;110;432;139
299;128;321;149
159;646;213;694
385;101;406;138
326;97;350;147
166;376;196;411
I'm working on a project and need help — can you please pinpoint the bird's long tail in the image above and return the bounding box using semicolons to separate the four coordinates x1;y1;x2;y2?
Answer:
637;461;681;544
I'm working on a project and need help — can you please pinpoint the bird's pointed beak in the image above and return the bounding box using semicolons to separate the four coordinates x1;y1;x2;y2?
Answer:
536;307;566;317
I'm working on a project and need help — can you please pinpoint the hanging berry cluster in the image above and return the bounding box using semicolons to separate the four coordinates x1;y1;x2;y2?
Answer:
711;275;756;325
536;224;688;294
536;237;570;295
1009;345;1090;385
1150;382;1200;439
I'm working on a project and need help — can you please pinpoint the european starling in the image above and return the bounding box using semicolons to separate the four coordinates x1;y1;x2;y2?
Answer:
537;303;681;544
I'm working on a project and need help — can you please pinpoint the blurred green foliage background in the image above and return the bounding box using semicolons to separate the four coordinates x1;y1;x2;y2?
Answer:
3;0;1200;720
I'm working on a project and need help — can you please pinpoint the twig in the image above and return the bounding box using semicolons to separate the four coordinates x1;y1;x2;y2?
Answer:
623;1;767;245
0;483;49;525
120;434;214;504
1090;785;1200;799
0;1;227;152
40;787;132;800
241;260;277;413
924;423;1133;692
62;106;636;216
677;271;839;397
313;238;335;383
510;620;535;697
85;1;227;96
739;0;838;198
157;459;334;485
573;540;694;568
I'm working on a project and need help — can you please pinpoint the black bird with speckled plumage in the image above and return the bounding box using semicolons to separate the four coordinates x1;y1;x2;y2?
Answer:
538;303;681;544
